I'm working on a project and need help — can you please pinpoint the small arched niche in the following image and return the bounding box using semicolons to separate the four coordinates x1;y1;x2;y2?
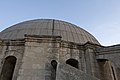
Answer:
0;56;17;80
51;60;57;80
66;58;79;69
51;60;57;71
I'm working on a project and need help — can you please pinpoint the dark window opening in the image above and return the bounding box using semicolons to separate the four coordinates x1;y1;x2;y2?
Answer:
111;66;117;80
51;60;57;80
51;60;57;71
0;56;17;80
97;59;108;62
66;58;79;69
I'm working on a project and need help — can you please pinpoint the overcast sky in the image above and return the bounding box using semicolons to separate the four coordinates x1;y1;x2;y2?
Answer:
0;0;120;46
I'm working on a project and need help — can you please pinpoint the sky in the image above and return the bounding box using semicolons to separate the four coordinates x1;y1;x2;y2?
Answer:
0;0;120;46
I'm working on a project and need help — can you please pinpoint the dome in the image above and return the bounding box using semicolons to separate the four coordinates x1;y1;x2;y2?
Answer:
0;19;100;44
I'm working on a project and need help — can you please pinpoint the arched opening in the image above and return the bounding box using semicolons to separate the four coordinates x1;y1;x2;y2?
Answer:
66;58;79;69
97;59;117;80
51;60;57;80
0;56;17;80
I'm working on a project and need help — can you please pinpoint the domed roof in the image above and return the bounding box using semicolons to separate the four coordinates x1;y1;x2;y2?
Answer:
0;19;100;44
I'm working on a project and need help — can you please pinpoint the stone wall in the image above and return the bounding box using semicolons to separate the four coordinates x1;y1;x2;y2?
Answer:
0;40;25;80
96;45;120;80
56;63;99;80
0;37;120;80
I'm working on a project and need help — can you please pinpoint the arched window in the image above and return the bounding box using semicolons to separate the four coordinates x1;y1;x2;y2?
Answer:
51;60;57;80
51;60;57;71
0;56;17;80
66;58;79;69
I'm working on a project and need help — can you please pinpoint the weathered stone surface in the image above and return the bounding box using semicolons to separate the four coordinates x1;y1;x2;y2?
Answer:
56;63;99;80
0;19;119;80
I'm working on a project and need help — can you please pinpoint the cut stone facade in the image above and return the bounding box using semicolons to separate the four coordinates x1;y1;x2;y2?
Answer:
0;19;119;80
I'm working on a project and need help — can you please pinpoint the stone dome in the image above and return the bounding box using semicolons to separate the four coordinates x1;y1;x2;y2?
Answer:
0;19;100;44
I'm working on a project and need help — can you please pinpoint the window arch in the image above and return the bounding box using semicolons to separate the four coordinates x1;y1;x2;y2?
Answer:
66;58;79;69
0;56;17;80
51;60;57;80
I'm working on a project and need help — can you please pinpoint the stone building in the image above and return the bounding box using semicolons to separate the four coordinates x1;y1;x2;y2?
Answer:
0;19;120;80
